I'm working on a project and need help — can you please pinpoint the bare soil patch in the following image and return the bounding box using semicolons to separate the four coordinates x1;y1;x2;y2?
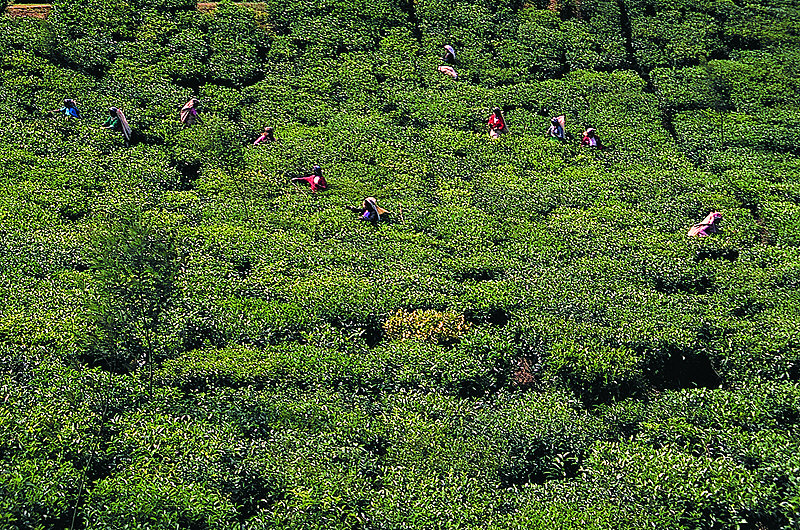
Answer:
5;3;52;18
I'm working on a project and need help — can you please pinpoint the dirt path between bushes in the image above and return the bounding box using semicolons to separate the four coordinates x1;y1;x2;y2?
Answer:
4;2;262;18
196;2;217;12
5;3;52;18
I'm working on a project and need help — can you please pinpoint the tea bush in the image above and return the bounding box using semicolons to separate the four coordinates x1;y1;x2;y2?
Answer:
3;0;800;525
84;208;179;372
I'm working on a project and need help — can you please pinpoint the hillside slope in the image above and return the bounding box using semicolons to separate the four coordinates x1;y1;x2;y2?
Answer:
2;0;800;527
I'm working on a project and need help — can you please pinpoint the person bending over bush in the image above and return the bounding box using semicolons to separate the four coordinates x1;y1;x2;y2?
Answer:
581;127;603;148
101;107;133;146
50;99;80;119
179;98;202;126
437;65;458;79
347;197;388;225
292;165;327;192
547;115;566;141
687;211;722;237
253;126;276;145
488;107;509;139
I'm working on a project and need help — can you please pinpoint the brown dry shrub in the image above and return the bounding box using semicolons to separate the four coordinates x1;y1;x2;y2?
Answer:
513;357;537;389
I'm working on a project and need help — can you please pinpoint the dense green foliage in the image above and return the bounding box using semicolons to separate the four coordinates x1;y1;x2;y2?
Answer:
2;0;800;527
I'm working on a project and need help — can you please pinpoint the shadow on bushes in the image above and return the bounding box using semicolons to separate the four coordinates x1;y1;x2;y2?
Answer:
453;268;502;283
694;248;739;263
499;441;580;487
561;370;648;408
330;318;383;348
180;310;227;352
169;160;202;191
221;467;285;523
645;347;722;391
653;274;713;295
464;308;509;326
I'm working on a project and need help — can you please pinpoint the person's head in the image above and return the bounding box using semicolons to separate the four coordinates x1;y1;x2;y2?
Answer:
64;99;74;107
264;126;274;137
551;117;560;126
584;128;596;138
191;98;199;107
364;197;378;211
312;165;322;176
109;107;118;116
493;107;502;117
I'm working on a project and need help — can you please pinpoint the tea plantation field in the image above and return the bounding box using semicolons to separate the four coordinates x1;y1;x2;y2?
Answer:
2;0;800;527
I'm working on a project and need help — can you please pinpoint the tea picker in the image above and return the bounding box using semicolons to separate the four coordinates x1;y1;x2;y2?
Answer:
292;165;328;193
488;107;509;138
438;44;458;80
547;115;566;141
49;99;80;119
687;212;722;237
442;45;456;64
179;98;203;126
101;107;133;146
437;65;458;80
580;127;603;148
253;126;276;145
347;197;389;225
